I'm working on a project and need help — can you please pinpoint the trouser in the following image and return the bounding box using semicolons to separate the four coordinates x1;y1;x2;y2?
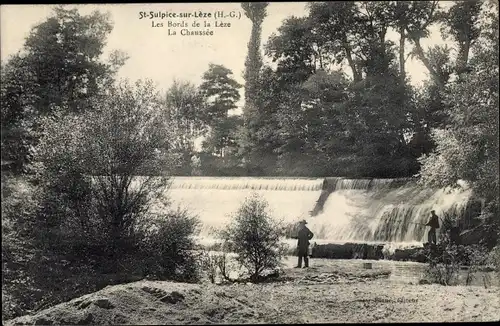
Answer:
297;254;309;267
428;228;437;244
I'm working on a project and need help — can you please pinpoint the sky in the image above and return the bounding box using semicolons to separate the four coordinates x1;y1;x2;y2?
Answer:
1;2;450;112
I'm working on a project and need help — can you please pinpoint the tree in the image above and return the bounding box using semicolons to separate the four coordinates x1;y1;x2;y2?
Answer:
387;1;411;83
407;44;454;158
236;66;284;175
199;64;241;124
241;2;268;108
254;1;422;177
163;80;205;173
419;2;499;247
275;70;352;176
240;2;269;173
307;2;363;82
265;16;319;84
403;1;445;88
33;79;176;255
219;194;288;282
2;79;202;318
439;0;483;76
199;64;242;157
1;6;123;174
202;115;243;158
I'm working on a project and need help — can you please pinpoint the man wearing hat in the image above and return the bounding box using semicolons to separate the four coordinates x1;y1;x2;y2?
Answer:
426;210;440;245
294;219;314;268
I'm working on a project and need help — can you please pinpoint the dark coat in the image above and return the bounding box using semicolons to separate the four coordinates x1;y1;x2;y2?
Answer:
297;226;314;256
426;214;440;229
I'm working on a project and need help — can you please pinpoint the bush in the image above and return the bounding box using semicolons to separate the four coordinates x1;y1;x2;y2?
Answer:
218;194;288;282
422;228;491;286
423;243;462;286
488;245;500;271
136;208;202;282
463;244;489;286
2;176;41;320
2;80;199;320
199;249;234;284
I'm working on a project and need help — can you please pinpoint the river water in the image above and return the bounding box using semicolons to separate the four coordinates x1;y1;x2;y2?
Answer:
162;176;474;245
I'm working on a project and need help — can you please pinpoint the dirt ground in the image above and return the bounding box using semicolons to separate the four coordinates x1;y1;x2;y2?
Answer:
6;257;500;325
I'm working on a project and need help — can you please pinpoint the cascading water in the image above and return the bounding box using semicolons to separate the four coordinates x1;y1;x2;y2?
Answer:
308;178;473;244
166;177;324;238
160;176;474;246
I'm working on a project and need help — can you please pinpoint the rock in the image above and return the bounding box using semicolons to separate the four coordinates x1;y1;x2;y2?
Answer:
141;286;158;294
204;306;225;319
418;279;431;285
77;313;94;325
93;298;114;309
160;291;185;304
34;317;53;325
78;300;92;310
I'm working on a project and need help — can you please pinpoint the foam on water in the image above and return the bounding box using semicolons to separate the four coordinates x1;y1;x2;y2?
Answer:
310;181;472;243
137;176;474;248
166;177;323;236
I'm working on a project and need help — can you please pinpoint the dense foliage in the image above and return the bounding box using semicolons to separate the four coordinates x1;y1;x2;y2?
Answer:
1;8;201;321
218;194;288;282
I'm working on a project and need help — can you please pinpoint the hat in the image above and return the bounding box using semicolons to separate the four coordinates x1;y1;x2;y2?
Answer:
298;219;308;225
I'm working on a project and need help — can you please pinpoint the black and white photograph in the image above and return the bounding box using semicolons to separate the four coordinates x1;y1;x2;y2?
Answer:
1;1;499;324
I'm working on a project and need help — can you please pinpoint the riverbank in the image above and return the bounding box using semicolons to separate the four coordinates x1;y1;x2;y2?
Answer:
6;257;499;325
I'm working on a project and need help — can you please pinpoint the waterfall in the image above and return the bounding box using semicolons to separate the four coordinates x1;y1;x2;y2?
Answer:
166;177;324;237
308;178;473;244
169;176;324;191
144;176;475;245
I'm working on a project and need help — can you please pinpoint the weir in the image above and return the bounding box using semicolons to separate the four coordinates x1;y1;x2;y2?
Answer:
165;176;475;247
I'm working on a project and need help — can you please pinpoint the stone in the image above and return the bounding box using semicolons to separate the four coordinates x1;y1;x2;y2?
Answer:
34;317;53;325
78;300;92;310
77;313;94;325
93;298;115;309
160;291;185;304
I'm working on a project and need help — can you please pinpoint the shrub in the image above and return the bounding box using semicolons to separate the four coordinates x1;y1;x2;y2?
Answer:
218;194;288;282
1;80;197;320
422;230;491;286
488;245;500;272
423;243;462;286
136;208;202;282
198;240;239;284
199;250;234;283
199;250;219;284
463;244;489;286
2;176;41;320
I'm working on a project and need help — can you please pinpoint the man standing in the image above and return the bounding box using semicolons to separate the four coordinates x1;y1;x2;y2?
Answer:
294;220;314;268
426;210;440;245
